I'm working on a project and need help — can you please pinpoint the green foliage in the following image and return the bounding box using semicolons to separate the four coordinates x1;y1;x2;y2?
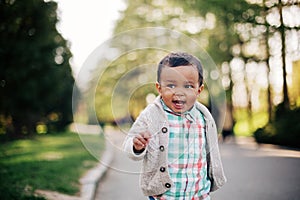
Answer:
233;109;269;137
0;132;104;199
173;0;264;63
254;104;300;148
95;49;164;124
0;0;75;136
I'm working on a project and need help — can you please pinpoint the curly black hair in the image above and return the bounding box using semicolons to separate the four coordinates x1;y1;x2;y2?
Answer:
157;52;203;86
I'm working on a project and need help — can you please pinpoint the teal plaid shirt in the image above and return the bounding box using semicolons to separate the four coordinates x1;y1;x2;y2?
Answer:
160;100;211;200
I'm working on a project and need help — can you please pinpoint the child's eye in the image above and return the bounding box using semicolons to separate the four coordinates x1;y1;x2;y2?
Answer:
167;84;176;88
184;85;194;89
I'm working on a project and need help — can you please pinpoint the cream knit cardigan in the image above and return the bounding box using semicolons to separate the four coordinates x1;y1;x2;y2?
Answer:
123;96;226;196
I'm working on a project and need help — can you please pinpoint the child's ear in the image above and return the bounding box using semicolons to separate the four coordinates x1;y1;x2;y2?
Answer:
155;82;161;94
197;84;204;95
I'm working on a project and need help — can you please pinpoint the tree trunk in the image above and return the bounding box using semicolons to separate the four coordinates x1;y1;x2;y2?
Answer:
279;0;290;110
263;0;273;121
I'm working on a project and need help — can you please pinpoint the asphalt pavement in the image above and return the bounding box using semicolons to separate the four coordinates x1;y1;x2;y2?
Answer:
95;131;300;200
94;129;145;200
212;140;300;200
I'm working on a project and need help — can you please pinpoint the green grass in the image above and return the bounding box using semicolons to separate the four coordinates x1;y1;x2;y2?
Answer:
0;132;105;199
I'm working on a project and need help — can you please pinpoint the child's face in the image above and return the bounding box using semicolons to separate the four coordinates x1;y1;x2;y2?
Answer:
156;65;204;113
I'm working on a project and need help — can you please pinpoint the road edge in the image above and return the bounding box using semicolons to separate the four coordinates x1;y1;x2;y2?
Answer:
79;138;114;200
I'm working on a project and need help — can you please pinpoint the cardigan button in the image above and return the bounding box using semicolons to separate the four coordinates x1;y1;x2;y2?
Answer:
165;183;171;188
159;145;164;152
161;127;168;133
160;167;166;172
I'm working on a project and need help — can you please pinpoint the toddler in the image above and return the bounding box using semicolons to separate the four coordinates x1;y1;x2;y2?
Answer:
123;52;226;200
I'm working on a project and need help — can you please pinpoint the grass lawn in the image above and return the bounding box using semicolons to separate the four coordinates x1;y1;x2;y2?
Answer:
0;132;105;200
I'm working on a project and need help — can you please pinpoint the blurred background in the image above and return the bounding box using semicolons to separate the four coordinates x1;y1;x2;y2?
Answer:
75;0;300;148
0;0;299;199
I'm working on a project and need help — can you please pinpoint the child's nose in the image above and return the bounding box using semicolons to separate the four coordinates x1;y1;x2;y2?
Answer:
173;87;185;96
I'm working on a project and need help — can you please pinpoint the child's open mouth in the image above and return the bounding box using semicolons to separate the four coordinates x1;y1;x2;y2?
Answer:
172;100;185;109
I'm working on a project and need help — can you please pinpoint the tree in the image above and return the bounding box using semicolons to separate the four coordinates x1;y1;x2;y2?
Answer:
264;0;300;114
0;0;74;136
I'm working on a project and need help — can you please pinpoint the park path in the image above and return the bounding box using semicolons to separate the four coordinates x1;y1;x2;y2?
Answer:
95;130;300;200
94;129;146;200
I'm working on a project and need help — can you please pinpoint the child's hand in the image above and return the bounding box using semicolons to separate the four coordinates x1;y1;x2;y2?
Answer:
133;132;151;151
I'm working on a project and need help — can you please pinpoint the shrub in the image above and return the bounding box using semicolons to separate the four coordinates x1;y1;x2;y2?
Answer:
254;104;300;148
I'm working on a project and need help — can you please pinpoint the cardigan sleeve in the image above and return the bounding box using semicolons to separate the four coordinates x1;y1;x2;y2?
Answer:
196;102;227;191
123;109;150;161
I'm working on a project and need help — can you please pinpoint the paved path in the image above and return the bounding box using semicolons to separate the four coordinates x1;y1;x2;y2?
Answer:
95;129;146;200
95;131;300;200
211;140;300;200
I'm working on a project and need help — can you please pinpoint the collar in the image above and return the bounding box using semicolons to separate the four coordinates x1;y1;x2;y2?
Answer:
160;98;197;122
